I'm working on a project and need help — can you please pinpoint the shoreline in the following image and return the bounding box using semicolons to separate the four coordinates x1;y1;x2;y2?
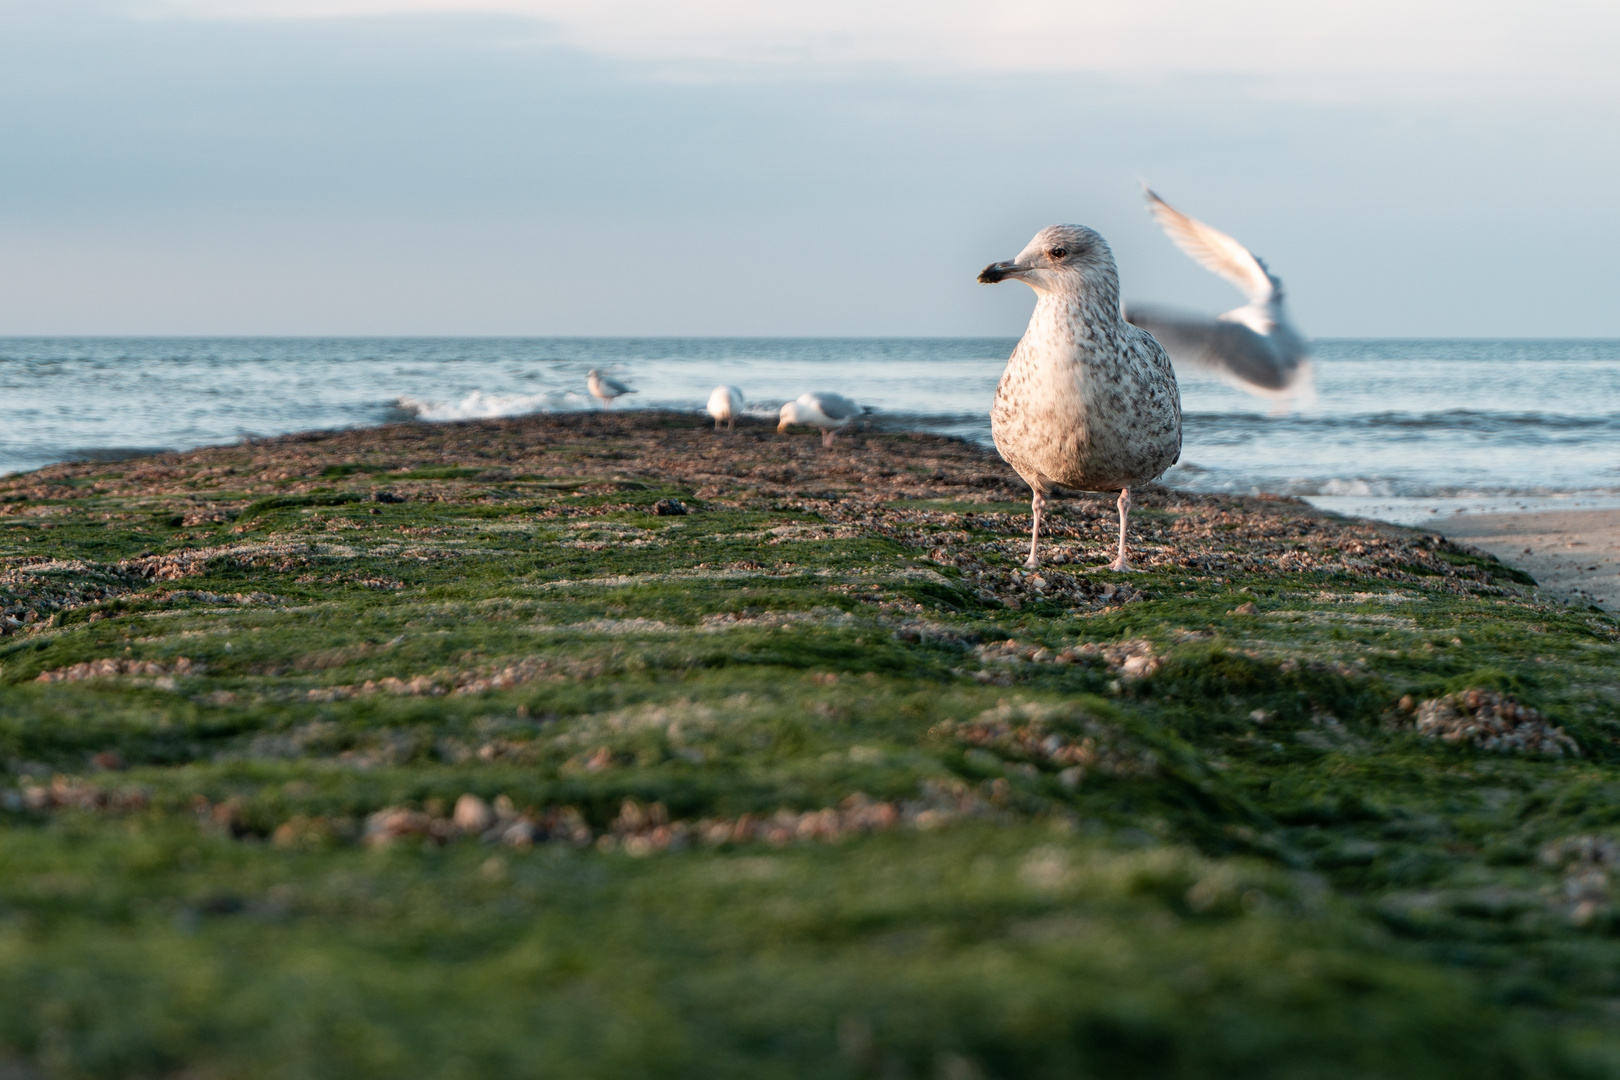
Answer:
1438;508;1620;612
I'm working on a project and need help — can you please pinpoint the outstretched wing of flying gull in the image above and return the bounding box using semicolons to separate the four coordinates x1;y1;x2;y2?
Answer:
1125;188;1312;405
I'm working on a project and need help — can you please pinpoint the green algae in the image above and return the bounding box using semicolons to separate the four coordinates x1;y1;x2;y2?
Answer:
0;412;1618;1079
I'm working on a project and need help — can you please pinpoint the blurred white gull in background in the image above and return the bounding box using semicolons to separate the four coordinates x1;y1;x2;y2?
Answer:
1125;187;1312;410
777;392;865;448
586;369;637;406
706;385;745;431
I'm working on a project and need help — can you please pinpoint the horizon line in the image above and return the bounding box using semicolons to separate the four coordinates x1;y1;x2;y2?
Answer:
3;333;1620;343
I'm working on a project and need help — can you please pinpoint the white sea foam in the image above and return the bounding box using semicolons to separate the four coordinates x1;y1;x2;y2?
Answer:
397;390;588;422
1308;492;1620;526
1317;478;1380;497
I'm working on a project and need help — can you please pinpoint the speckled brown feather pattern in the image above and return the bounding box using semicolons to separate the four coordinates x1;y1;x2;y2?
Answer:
990;229;1181;495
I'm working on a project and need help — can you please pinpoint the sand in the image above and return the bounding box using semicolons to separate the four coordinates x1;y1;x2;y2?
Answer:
1440;508;1620;612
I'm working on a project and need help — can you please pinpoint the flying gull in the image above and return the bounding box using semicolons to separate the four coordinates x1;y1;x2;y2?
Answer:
777;392;864;448
706;385;745;431
586;369;637;407
979;224;1182;571
1125;187;1311;406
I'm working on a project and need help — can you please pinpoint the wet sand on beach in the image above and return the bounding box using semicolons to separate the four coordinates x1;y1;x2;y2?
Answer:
1440;509;1620;612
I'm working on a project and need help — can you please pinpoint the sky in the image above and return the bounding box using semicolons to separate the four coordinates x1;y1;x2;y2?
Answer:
0;0;1617;337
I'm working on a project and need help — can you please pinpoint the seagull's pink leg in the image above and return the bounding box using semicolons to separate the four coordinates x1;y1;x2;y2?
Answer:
823;429;835;449
1108;487;1135;572
1025;488;1045;570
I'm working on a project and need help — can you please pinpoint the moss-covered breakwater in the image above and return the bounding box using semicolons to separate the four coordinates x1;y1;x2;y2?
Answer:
2;411;1619;1079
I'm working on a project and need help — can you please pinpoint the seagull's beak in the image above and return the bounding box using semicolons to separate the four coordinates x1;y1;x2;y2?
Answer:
777;417;789;433
977;260;1026;284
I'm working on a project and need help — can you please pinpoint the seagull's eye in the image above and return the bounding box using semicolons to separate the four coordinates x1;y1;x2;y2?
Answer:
1048;248;1067;260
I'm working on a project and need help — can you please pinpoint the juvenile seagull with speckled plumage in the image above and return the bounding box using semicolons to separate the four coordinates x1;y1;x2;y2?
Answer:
979;224;1182;571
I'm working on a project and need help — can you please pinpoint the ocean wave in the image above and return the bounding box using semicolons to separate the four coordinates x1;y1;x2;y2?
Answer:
1162;463;1620;500
1182;410;1620;434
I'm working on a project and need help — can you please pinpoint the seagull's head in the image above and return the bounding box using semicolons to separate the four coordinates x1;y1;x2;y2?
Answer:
977;224;1116;296
777;400;800;433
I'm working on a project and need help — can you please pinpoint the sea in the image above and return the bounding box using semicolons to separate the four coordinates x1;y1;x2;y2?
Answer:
3;337;1618;527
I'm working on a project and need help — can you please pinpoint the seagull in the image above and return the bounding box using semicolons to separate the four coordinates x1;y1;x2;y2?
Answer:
706;385;745;431
979;224;1182;571
586;369;637;407
1125;187;1311;406
777;392;864;448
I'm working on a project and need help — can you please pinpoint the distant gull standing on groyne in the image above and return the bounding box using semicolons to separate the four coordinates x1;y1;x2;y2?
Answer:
707;385;745;431
777;392;865;448
979;224;1182;571
587;370;637;407
1125;187;1312;407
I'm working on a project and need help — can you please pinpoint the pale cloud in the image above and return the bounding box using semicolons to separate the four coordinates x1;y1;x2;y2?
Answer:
144;0;1620;90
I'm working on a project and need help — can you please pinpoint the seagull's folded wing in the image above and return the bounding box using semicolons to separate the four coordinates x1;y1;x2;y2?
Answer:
1144;188;1277;304
1126;304;1297;392
808;393;862;420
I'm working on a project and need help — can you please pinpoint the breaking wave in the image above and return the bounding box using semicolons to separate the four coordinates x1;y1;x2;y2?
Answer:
396;390;590;422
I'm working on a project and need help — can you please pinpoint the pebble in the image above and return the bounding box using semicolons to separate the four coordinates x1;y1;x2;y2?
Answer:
15;776;148;812
452;794;494;833
500;820;540;849
1408;690;1578;757
36;657;200;684
974;638;1160;679
364;807;439;847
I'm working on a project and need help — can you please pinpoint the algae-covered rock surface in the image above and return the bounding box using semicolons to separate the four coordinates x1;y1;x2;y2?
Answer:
2;411;1619;1079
